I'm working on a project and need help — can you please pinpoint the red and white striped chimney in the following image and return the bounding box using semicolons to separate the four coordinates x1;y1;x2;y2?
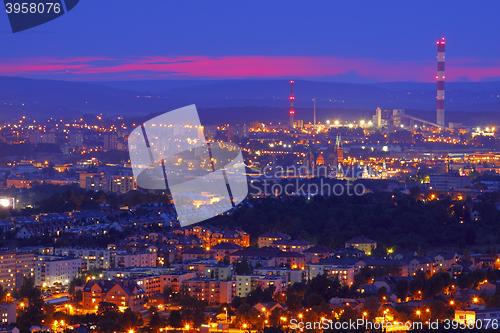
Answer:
289;80;295;128
436;37;445;127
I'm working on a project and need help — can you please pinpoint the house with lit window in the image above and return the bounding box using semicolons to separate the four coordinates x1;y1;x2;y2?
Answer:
304;245;334;263
257;231;291;248
211;242;242;261
455;307;500;324
82;279;145;311
345;236;377;255
408;256;436;275
430;252;458;271
181;247;212;261
271;239;314;254
0;302;17;325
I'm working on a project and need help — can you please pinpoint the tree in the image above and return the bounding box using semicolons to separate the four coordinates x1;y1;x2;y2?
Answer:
236;305;264;332
305;293;325;307
16;277;44;333
377;286;388;302
305;274;340;303
286;293;302;314
263;326;286;333
162;286;173;299
231;296;243;310
44;303;55;316
169;309;183;328
68;276;85;296
0;285;5;303
147;306;165;332
463;250;471;265
246;286;275;306
98;301;119;317
75;289;83;302
179;295;207;327
234;257;252;275
362;296;380;320
122;307;141;331
395;279;410;302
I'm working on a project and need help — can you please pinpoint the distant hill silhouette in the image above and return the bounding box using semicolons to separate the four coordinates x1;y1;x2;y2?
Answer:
1;77;500;122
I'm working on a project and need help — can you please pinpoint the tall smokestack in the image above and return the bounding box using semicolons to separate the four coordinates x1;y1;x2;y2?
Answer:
313;97;316;126
436;37;445;127
289;80;295;128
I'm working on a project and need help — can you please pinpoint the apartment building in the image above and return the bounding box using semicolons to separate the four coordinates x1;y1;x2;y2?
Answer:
0;252;35;293
116;252;157;268
182;278;236;305
54;247;118;270
34;255;82;287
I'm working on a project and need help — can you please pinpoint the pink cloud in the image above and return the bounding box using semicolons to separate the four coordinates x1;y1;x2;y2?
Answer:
0;55;499;82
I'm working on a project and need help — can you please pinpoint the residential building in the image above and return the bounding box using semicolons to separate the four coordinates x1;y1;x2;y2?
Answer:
54;247;118;270
204;264;233;280
271;239;314;254
234;274;286;297
85;174;110;192
345;236;377;255
103;133;117;151
170;259;220;277
431;253;458;271
132;275;162;298
304;245;334;264
408;257;436;276
0;302;17;324
181;248;212;262
160;271;197;293
69;133;83;147
253;266;308;286
455;307;500;324
257;231;291;248
430;173;471;192
110;175;135;194
117;252;157;268
82;280;145;311
34;255;82;287
182;278;236;305
0;252;36;293
210;242;242;261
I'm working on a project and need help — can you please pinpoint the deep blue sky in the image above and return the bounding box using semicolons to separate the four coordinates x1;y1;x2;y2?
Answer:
2;1;500;81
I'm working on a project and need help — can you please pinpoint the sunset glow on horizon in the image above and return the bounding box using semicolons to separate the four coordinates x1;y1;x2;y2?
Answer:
2;55;500;82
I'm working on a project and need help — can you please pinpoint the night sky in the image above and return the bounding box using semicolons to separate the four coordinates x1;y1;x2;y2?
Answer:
2;0;500;82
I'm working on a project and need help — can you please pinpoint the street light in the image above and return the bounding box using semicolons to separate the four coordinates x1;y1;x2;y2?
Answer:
224;307;228;323
416;310;421;320
362;312;367;320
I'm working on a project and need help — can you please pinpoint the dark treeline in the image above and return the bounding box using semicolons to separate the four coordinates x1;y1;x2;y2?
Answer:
208;190;500;252
8;182;500;252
